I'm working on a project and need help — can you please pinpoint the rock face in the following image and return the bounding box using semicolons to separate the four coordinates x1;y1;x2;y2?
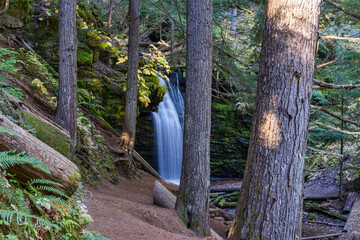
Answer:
210;102;250;178
304;167;342;199
0;0;29;29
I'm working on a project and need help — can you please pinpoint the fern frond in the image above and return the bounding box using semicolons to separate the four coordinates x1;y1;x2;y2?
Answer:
39;196;74;212
25;191;46;216
28;179;64;188
0;180;16;202
59;219;80;230
0;151;50;174
0;126;22;138
0;181;30;214
0;209;59;229
14;189;31;213
34;185;69;199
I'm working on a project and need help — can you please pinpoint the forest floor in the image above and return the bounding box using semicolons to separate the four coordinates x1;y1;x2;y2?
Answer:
83;171;229;240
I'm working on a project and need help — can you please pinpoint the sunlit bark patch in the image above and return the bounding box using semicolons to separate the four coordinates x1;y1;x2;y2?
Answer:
258;111;281;149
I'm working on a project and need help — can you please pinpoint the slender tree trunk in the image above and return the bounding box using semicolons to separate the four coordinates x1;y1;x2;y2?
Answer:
0;0;9;15
228;1;322;239
121;0;139;154
230;7;237;37
339;96;344;201
55;0;77;154
175;0;213;236
108;0;113;28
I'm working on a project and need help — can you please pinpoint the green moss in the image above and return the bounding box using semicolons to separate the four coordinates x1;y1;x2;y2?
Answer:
6;0;30;17
307;213;316;220
24;112;70;157
86;30;102;48
70;172;81;188
76;115;118;185
77;44;93;66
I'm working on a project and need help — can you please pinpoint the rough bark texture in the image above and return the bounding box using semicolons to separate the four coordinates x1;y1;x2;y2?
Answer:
55;0;77;150
0;0;9;15
175;0;212;236
228;1;322;239
122;0;140;152
0;115;80;194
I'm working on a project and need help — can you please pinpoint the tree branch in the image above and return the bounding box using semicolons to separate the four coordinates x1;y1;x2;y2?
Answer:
307;146;343;157
320;36;360;41
146;0;185;35
0;0;9;15
214;45;248;66
324;0;360;21
316;59;337;68
139;17;167;41
311;121;360;135
313;79;360;90
311;105;360;128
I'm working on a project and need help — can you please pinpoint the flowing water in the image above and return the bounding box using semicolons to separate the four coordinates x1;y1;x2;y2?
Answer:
152;75;184;184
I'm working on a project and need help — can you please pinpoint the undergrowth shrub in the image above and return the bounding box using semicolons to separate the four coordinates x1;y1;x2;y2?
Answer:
0;126;109;239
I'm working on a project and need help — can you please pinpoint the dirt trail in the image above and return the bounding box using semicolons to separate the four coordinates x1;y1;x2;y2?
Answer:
84;172;220;240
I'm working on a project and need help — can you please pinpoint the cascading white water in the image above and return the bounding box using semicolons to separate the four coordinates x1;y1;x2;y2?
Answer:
152;75;184;184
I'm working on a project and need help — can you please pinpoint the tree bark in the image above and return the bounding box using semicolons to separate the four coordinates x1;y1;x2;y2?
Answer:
0;0;9;15
175;0;213;237
107;0;113;28
55;0;77;153
121;0;140;154
0;115;80;195
228;1;322;239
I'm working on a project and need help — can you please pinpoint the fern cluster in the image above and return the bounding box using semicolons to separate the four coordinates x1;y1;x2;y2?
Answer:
0;126;108;239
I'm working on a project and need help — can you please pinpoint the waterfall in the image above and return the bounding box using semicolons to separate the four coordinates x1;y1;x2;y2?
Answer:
152;75;184;184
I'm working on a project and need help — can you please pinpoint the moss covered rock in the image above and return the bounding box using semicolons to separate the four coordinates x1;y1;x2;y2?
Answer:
210;101;251;178
75;115;118;185
77;44;93;67
0;0;30;28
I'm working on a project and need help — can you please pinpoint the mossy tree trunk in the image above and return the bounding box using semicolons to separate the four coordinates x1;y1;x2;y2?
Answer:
121;0;140;154
55;0;77;153
175;0;213;236
228;0;322;239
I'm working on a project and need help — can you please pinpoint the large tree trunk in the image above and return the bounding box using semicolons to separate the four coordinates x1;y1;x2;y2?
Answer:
175;0;213;236
55;0;77;153
0;115;80;195
121;0;140;154
228;1;322;239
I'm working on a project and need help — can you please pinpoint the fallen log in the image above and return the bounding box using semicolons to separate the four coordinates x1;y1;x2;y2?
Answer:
302;220;345;227
210;187;240;193
343;192;360;213
344;197;360;233
133;150;163;180
301;233;343;240
153;180;224;240
306;205;347;222
0;115;80;195
153;180;176;209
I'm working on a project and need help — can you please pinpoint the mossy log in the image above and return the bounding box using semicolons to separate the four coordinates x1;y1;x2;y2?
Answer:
0;115;80;195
